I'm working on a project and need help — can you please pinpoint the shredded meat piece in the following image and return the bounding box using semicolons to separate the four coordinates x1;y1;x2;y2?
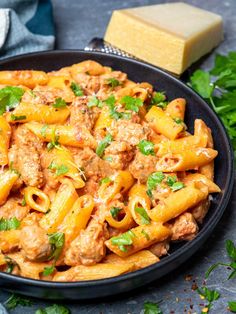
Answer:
65;219;109;266
171;213;199;241
129;151;158;183
20;225;52;262
13;125;44;187
70;97;99;130
0;197;29;220
40;148;60;189
150;240;170;257
191;199;210;224
109;120;151;146
71;147;114;180
104;141;135;170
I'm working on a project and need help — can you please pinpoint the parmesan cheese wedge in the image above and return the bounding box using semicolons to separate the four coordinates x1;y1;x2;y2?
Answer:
105;2;223;75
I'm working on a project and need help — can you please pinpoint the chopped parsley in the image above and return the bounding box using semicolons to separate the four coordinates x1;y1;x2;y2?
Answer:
144;301;163;314
35;304;70;314
5;256;17;273
120;95;143;113
0;217;20;231
40;124;48;138
135;207;150;225
105;77;122;89
42;265;56;276
0;86;24;115
99;177;112;185
228;301;236;313
150;91;167;109
48;161;69;176
146;171;165;197
47;128;60;151
52;97;67;108
105;95;131;120
110;207;122;219
138;139;155;156
87;96;103;108
9;161;20;176
48;232;65;261
166;175;185;191
197;286;220;313
173;117;183;124
111;230;135;252
21;196;26;206
70;82;84;96
10;114;26;121
141;229;150;240
96;133;113;157
5;293;33;310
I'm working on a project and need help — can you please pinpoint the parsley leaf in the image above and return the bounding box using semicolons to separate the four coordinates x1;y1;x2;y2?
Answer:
110;207;122;218
0;86;24;115
99;177;112;185
96;133;113;157
42;265;56;276
135;207;150;224
144;301;163;314
87;96;103;108
197;286;220;312
138;139;155;156
10;114;26;121
106;78;122;89
111;230;135;252
105;95;131;120
226;239;236;260
5;256;17;273
147;172;165;196
70;82;84;96
5;293;33;310
171;182;185;191
52;97;67;108
48;161;69;176
35;304;70;314
47;129;60;151
150;92;167;109
0;217;20;231
48;232;65;261
120;95;143;113
189;70;214;99
173;117;183;124
228;301;236;313
141;229;150;240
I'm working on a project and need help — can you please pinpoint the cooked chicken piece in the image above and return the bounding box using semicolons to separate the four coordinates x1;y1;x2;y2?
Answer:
129;151;158;183
71;147;114;179
191;199;210;224
109;120;151;146
171;213;199;241
20;225;52;262
104;141;135;170
13;125;44;187
0;197;29;221
70;97;99;130
21;212;44;227
40;149;60;189
149;240;170;257
65;219;109;266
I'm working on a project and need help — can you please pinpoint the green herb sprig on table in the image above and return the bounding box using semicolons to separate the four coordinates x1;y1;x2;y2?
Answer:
189;51;236;156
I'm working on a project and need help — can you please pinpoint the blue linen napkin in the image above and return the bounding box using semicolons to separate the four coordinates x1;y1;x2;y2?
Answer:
0;0;55;59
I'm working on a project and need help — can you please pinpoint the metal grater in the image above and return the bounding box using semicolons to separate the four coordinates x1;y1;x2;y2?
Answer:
84;37;139;60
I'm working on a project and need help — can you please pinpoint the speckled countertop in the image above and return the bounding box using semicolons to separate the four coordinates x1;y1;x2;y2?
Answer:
0;0;236;313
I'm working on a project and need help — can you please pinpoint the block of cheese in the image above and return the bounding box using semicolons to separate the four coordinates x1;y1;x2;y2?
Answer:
104;2;223;75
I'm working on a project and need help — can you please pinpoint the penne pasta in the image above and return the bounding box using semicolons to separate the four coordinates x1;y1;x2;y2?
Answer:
0;70;48;88
0;170;19;205
0;116;11;165
24;187;51;213
165;98;186;120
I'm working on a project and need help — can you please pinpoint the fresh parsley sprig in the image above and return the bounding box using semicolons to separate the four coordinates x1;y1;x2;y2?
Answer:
70;82;84;96
0;217;20;231
138;139;155;156
0;86;24;115
197;286;220;314
144;301;163;314
5;293;33;310
52;97;67;108
96;133;113;157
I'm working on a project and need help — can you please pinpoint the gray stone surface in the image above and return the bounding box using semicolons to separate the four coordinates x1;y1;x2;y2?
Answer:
0;0;236;313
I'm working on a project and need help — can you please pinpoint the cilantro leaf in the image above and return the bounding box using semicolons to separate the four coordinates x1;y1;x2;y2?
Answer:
0;217;20;231
138;139;155;156
42;265;56;276
144;301;163;314
70;82;83;96
88;96;103;108
35;304;70;314
52;97;67;108
48;232;65;261
0;86;24;115
111;230;134;252
48;161;69;176
5;293;33;310
96;133;113;157
106;78;122;89
135;207;150;224
228;301;236;313
120;95;143;112
110;207;122;218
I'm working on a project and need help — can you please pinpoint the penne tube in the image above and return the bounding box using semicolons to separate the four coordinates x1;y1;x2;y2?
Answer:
103;250;159;270
7;102;70;124
128;184;151;226
183;173;221;193
40;179;78;232
0;70;48;88
24;187;50;213
156;135;207;156
71;60;105;76
199;162;214;181
149;184;208;223
156;148;218;172
0;170;19;205
105;223;171;257
0;116;11;165
47;76;74;102
165;98;186;120
53;263;134;281
25;121;97;149
194;119;213;148
59;195;94;244
105;206;134;230
98;171;134;204
0;230;21;253
145;106;184;140
94;106;113;130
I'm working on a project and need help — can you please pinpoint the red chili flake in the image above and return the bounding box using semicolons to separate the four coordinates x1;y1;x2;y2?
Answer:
191;283;198;290
185;274;193;281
